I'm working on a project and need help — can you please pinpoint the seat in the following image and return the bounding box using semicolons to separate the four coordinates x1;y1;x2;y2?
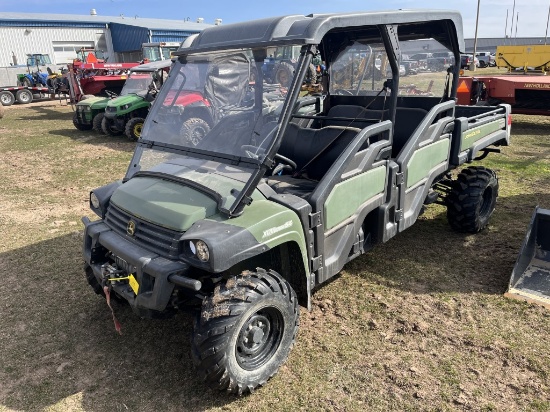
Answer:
323;105;387;129
267;123;360;198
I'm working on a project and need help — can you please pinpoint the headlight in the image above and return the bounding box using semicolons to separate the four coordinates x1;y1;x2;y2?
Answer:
190;240;209;262
83;106;91;112
121;103;131;110
90;192;100;209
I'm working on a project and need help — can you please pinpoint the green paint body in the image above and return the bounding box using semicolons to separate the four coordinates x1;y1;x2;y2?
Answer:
461;119;506;151
406;139;450;188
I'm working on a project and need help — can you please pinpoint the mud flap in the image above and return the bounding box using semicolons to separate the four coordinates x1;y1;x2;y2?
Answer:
505;207;550;308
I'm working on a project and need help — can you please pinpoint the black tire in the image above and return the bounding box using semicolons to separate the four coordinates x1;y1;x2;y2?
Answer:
22;77;32;87
125;117;145;141
73;112;93;131
274;62;294;87
85;263;104;296
0;91;15;106
101;116;122;136
192;269;299;395
180;117;210;146
446;166;498;233
15;89;33;104
479;60;487;68
92;112;106;134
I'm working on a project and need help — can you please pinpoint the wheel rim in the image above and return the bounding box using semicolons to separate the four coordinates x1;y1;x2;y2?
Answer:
133;123;142;138
20;92;31;103
480;185;494;217
235;307;284;370
1;94;10;104
189;126;207;146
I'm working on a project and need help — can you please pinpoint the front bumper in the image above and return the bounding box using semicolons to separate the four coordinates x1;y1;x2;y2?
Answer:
75;109;92;124
82;217;200;312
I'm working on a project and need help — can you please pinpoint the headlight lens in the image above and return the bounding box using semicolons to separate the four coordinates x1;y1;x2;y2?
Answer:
194;240;209;262
83;106;91;112
121;103;131;110
90;192;100;209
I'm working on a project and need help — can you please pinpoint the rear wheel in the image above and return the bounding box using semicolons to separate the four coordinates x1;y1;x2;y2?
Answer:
101;116;123;136
479;60;487;68
22;77;32;87
180;117;210;146
92;112;106;134
125;117;144;141
0;91;15;106
446;166;498;233
192;269;299;395
73;113;92;131
15;89;33;104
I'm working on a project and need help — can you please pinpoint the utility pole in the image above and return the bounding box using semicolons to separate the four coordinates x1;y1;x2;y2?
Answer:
470;0;481;71
546;3;550;45
505;9;509;44
510;0;516;39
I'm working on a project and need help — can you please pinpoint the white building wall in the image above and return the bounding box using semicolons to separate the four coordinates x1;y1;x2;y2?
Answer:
0;26;110;67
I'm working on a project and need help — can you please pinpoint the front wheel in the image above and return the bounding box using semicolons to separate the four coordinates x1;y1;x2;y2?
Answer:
101;116;123;136
73;113;93;131
125;117;144;141
192;269;299;395
92;112;106;134
446;166;498;233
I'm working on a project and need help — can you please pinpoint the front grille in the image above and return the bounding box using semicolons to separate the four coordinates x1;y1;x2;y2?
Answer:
105;203;182;258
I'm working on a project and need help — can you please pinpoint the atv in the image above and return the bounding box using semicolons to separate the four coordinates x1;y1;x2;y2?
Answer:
73;96;110;132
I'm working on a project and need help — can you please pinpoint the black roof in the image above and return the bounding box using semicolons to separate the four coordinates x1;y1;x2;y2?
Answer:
179;10;465;53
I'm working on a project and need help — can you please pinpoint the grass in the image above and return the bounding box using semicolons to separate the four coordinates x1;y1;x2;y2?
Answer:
0;103;549;411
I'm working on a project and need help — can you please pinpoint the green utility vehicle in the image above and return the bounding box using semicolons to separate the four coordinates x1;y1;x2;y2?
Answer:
73;96;110;132
101;59;171;140
83;11;511;394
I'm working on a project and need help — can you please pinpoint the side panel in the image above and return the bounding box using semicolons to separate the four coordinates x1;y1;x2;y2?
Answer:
406;139;450;188
460;118;506;151
324;166;387;231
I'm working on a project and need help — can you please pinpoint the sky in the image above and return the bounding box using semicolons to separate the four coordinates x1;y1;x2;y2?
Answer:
1;0;550;38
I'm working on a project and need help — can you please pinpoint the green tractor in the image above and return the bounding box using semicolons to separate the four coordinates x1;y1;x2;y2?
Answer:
73;96;110;132
101;60;171;140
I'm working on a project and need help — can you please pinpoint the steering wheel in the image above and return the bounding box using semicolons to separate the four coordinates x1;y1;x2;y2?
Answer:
273;153;298;175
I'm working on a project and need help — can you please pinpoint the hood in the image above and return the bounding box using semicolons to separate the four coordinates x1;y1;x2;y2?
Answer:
110;176;218;232
77;96;109;108
106;94;144;108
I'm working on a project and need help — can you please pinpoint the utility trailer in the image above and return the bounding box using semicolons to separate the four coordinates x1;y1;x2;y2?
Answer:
82;10;511;394
456;74;550;116
0;85;54;106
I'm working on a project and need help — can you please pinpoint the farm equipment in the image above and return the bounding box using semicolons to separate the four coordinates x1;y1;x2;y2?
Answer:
66;50;139;103
496;44;550;73
17;54;51;87
456;74;550;115
82;10;511;394
142;42;181;62
506;207;550;309
101;59;172;140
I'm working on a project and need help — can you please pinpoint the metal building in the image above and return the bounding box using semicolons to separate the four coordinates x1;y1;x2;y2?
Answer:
0;12;213;67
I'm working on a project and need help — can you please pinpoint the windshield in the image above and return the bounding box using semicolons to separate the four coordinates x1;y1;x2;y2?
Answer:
142;48;292;158
131;46;301;215
120;72;154;96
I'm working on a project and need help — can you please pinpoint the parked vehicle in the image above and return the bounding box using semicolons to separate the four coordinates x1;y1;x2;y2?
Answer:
460;54;479;69
101;59;172;140
142;42;181;62
17;54;51;87
73;96;110;132
475;51;495;68
427;51;455;71
82;10;511;395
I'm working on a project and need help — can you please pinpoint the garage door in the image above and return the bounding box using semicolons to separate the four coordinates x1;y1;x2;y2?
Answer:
52;41;94;65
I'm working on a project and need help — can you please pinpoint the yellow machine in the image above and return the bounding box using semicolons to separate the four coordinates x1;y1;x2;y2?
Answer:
496;44;550;73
